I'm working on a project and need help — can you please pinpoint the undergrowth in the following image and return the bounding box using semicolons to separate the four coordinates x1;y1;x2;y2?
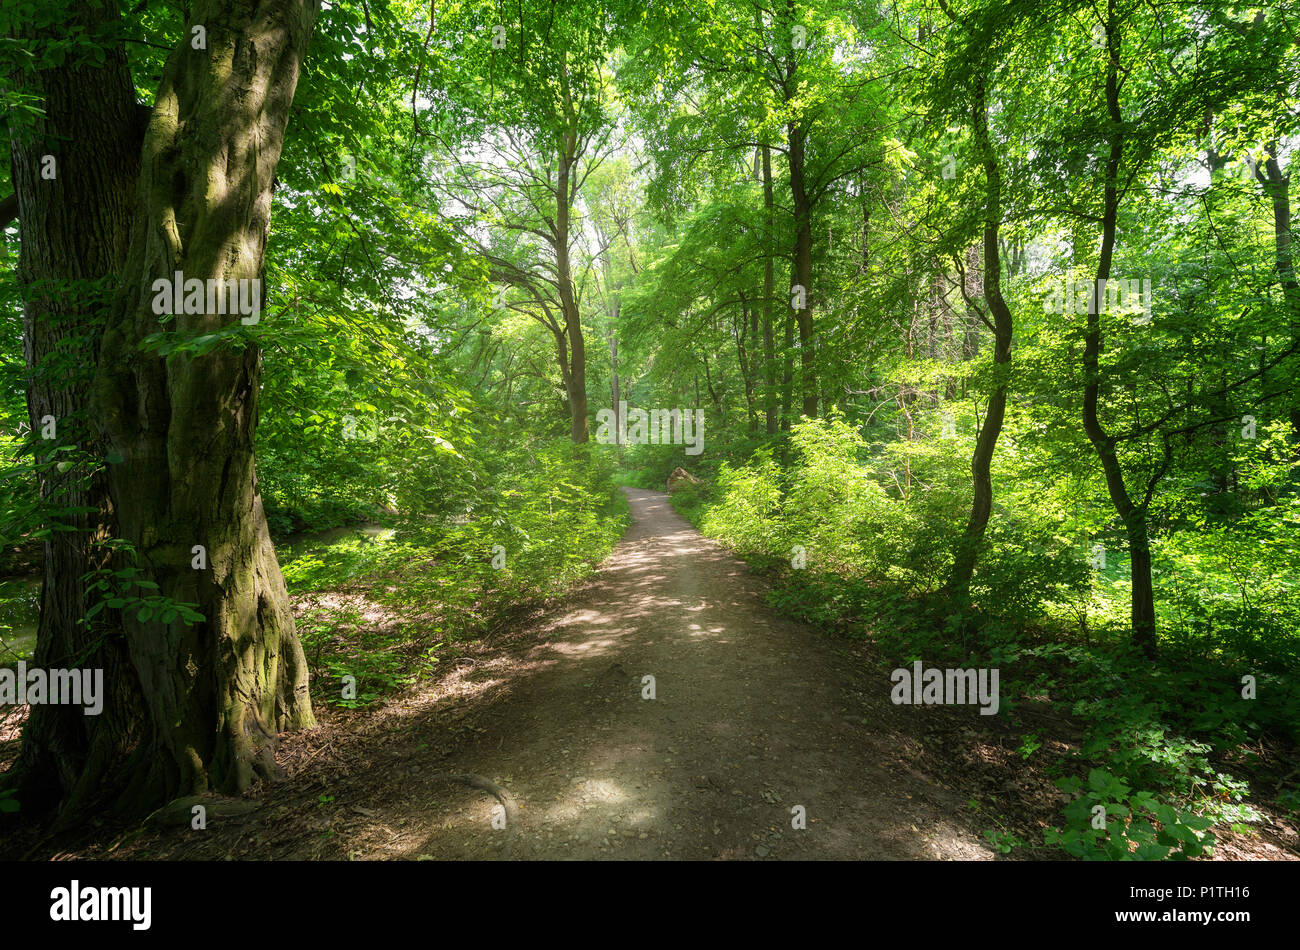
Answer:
669;414;1300;860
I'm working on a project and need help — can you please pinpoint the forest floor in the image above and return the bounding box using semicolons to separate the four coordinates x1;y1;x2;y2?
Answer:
5;488;1294;860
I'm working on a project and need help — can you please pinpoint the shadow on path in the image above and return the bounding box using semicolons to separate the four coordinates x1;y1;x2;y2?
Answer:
379;487;991;860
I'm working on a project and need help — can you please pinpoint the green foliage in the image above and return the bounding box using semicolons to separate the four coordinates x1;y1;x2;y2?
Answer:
700;449;785;553
983;828;1026;854
82;563;205;629
682;415;1294;860
1048;769;1218;861
282;437;629;709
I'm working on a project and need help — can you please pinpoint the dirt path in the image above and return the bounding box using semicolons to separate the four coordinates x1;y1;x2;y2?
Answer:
334;487;991;860
12;487;1294;861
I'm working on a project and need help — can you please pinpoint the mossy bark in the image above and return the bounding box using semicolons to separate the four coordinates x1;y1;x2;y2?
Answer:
5;0;319;822
93;0;319;807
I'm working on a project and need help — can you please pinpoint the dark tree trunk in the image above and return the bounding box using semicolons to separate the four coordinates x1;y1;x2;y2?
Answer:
945;76;1014;602
555;78;589;444
788;120;817;419
1255;143;1300;442
1081;16;1157;657
762;144;779;434
4;0;148;822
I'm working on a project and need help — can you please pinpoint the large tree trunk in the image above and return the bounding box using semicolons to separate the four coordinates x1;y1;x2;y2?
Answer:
4;0;148;821
946;76;1013;602
86;0;319;812
552;68;589;445
559;287;588;444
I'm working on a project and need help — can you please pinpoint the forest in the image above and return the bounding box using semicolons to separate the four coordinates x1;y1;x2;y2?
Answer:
0;0;1297;865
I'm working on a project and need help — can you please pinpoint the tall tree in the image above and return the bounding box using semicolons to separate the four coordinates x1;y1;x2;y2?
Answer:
5;0;318;817
941;63;1015;602
423;0;619;444
4;0;147;818
623;0;888;426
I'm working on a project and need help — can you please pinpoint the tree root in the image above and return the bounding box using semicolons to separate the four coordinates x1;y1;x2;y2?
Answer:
426;772;519;860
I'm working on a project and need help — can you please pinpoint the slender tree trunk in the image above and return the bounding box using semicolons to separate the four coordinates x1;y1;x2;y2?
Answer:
1081;13;1157;657
609;318;620;446
788;120;817;419
701;351;723;417
946;76;1014;602
762;144;778;434
1255;142;1300;442
749;301;760;427
962;244;982;365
